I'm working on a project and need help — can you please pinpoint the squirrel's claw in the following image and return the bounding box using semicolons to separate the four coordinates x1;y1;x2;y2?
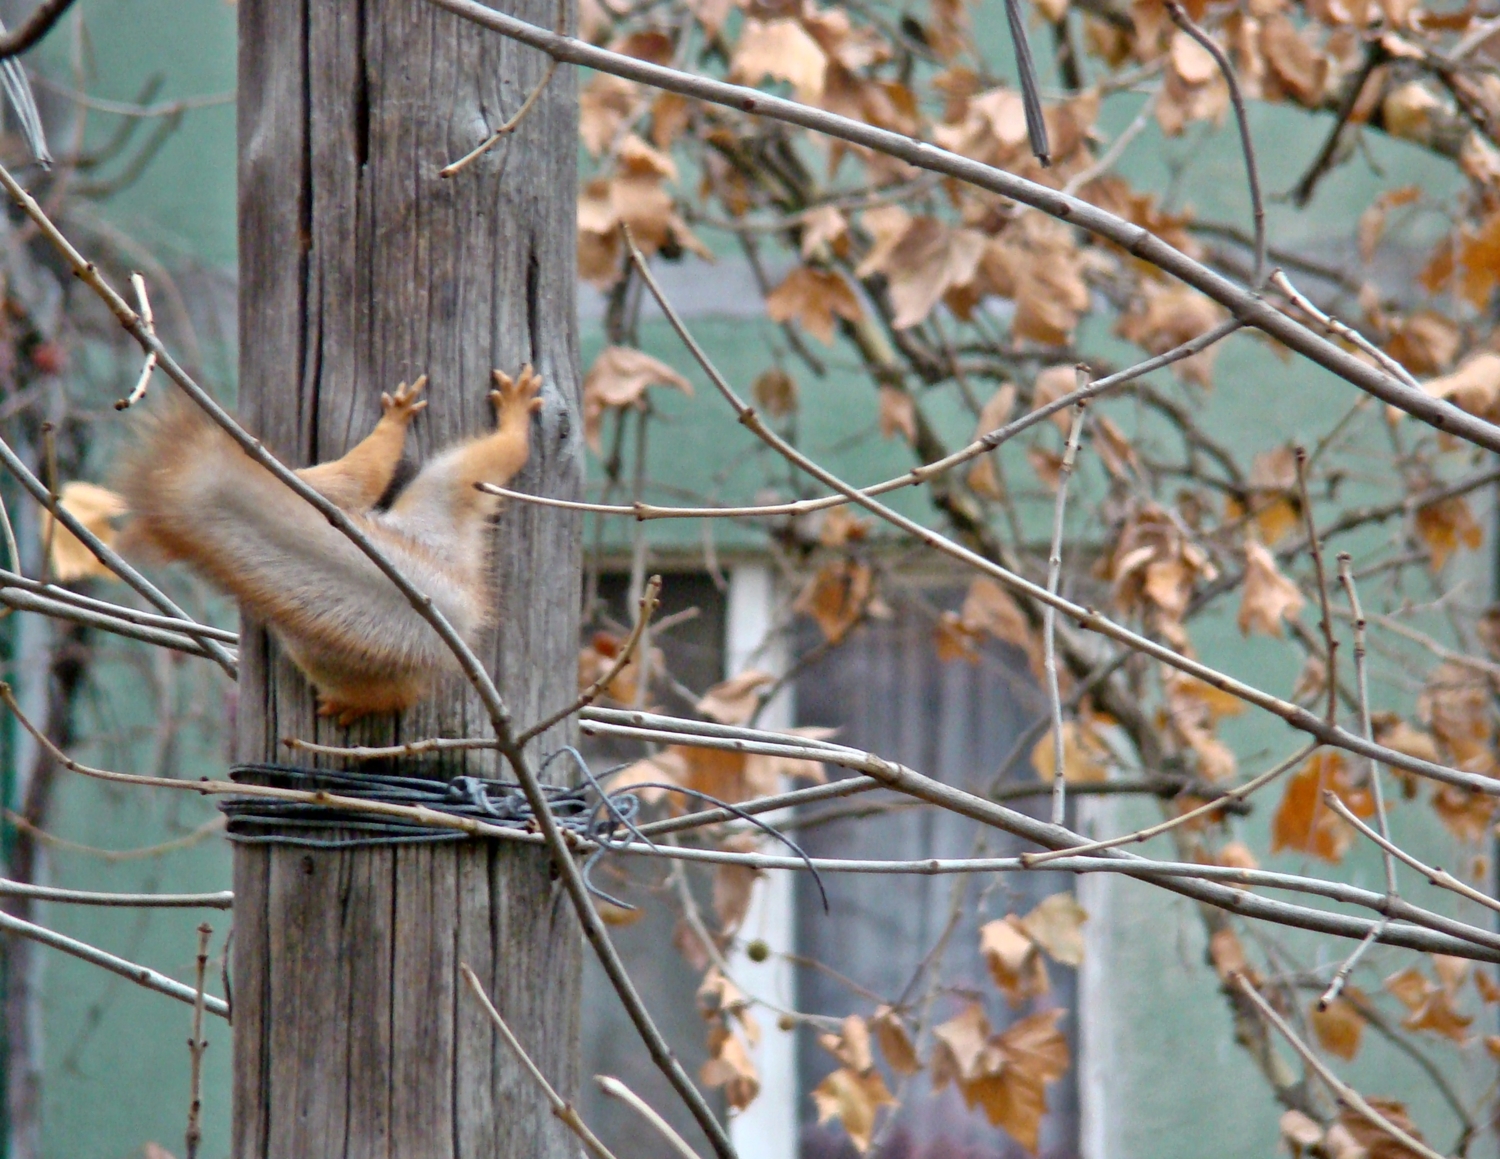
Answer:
316;694;367;727
490;364;545;418
382;374;429;422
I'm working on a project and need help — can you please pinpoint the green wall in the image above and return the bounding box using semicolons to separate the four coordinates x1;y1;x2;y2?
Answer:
13;3;1491;1159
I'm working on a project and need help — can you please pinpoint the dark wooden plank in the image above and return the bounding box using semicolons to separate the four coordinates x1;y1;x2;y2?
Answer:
342;844;396;1159
454;842;499;1159
264;844;355;1159
391;843;458;1155
233;0;583;1149
230;849;270;1159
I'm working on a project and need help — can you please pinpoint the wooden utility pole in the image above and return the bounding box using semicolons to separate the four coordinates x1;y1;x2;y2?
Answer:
232;1;582;1154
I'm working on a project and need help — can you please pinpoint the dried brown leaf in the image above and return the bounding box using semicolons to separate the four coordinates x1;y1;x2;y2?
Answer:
974;383;1018;438
1030;722;1110;784
936;610;983;663
701;1025;761;1110
765;266;864;344
1019;892;1088;966
1238;538;1306;637
931;1003;992;1084
1271;750;1374;863
1210;929;1253;985
860;217;987;330
819;1014;876;1073
713;842;762;936
1337;1100;1430;1159
582;346;693;451
878;386;917;443
794;560;874;644
965;1010;1070;1152
731;18;828;101
1311;995;1365;1061
1216;840;1260;869
580;74;640;156
872;1005;921;1075
752;367;799;417
1423;351;1500;424
1115;282;1226;387
1420;660;1496;774
697;670;776;725
1383;81;1441;143
981;916;1051;1006
47;482;125;582
1358;185;1422;263
1384;310;1459;378
818;507;871;548
810;1065;896;1154
1280;1109;1324;1153
1261;15;1328;104
799;205;850;259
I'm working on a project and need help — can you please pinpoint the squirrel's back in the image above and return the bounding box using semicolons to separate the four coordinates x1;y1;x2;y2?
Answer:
115;401;489;682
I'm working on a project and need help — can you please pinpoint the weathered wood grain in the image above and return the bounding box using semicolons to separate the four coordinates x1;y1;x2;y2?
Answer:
233;0;584;1153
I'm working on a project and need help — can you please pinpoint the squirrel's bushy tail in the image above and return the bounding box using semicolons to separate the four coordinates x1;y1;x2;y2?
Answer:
115;401;486;680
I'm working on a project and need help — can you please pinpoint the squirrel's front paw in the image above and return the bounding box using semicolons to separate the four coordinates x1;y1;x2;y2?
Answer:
490;364;545;419
381;375;429;423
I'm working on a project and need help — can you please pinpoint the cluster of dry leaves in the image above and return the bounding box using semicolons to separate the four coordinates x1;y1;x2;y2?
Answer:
573;0;1500;1150
798;891;1081;1153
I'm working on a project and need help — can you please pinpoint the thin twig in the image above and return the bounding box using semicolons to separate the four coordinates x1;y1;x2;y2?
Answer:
1047;394;1088;825
484;320;1241;525
1336;553;1396;897
184;922;211;1159
595;1076;705;1159
0;906;228;1017
1061;87;1159;195
0;431;237;676
440;59;558;178
6;668;1496;956
1332;603;1500;680
1287;45;1383;209
0;878;231;907
1324;792;1500;918
0;570;239;641
0;0;77;59
5;810;225;862
38;421;56;585
1163;1;1265;285
579;716;1500;956
7;678;1499;955
0;586;229;658
1272;269;1419;389
0;496;18;574
460;963;620;1159
116;271;157;409
439;0;563;178
281;735;497;760
1296;445;1338;726
1318;918;1384;1010
1234;974;1447;1159
1004;0;1050;164
518;574;661;747
1024;743;1315;867
31;77;233;117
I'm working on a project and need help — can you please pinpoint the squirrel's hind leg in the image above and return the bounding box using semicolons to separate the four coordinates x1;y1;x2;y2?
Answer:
313;675;432;726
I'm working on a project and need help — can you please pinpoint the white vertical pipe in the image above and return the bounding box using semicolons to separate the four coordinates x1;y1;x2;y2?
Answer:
1076;794;1115;1159
725;564;799;1159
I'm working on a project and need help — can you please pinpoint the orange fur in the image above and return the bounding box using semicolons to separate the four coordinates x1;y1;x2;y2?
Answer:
116;367;544;724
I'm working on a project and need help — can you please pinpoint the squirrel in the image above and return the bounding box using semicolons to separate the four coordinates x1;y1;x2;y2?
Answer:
116;366;545;724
